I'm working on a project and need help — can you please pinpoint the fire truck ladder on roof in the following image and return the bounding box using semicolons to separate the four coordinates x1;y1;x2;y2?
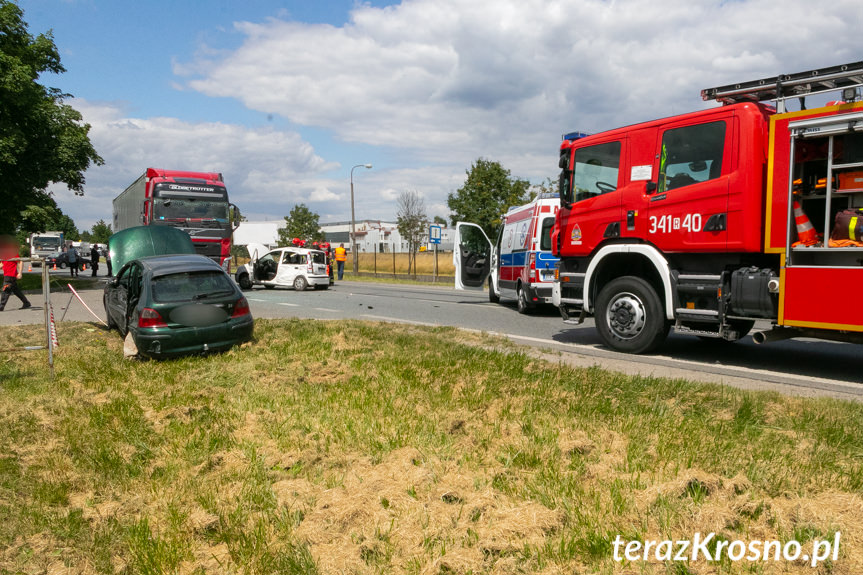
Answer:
701;61;863;112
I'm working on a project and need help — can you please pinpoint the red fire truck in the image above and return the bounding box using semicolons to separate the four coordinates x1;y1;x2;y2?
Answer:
113;168;240;270
553;61;863;353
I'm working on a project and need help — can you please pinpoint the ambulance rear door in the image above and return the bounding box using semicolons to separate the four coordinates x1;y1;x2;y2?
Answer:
453;222;493;291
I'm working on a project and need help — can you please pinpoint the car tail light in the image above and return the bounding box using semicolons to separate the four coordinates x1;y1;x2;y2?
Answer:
138;308;167;328
231;297;250;318
528;253;536;280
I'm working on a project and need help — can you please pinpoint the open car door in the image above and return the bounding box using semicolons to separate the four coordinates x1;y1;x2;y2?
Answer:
255;251;280;283
453;222;493;291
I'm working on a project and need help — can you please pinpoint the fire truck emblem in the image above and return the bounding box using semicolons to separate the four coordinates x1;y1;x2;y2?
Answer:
570;224;582;245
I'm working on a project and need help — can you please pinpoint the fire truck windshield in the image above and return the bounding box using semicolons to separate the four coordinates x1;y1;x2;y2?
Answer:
153;199;230;228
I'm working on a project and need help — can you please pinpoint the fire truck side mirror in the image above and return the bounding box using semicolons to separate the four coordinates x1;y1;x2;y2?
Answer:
646;181;657;194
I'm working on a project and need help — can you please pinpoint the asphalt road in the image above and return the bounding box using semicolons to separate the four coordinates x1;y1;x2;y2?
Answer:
4;278;861;400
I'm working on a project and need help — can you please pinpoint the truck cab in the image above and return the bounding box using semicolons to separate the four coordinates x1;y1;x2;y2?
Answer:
454;194;559;313
554;61;863;353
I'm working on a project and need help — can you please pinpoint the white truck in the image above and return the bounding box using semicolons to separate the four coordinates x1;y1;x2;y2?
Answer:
28;231;65;265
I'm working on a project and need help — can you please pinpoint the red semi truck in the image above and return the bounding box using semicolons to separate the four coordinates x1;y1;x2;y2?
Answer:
113;168;240;270
552;61;863;353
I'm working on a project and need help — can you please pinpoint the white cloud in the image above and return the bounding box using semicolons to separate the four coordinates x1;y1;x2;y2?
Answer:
53;99;340;229
173;0;863;185
59;0;863;231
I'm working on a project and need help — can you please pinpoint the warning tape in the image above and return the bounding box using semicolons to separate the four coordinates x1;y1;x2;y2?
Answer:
67;284;108;326
49;305;59;348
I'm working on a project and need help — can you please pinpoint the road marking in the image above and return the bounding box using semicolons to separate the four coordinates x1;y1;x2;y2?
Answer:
471;330;863;395
248;298;268;302
278;302;300;307
348;292;468;306
314;307;340;312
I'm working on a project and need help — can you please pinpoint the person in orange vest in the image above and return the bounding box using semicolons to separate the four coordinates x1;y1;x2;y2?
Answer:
334;243;347;280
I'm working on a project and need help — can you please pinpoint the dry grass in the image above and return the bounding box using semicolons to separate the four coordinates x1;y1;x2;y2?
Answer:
348;252;455;276
0;319;862;574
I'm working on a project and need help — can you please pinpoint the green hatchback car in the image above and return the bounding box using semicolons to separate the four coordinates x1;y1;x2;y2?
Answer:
104;253;254;358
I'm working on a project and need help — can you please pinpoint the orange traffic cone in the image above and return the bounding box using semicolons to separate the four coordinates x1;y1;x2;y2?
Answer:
52;263;57;271
27;263;32;272
793;201;818;245
82;263;86;271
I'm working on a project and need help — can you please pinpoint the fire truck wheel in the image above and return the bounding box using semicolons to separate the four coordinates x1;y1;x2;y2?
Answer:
595;276;669;354
237;273;252;290
293;276;308;292
516;283;533;314
488;277;499;303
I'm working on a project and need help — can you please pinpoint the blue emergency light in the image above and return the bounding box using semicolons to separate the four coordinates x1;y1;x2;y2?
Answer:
562;131;591;141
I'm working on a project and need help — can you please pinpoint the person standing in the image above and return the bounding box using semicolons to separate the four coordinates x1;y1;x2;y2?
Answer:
90;245;100;277
67;244;79;277
334;243;347;280
0;256;32;311
104;247;112;277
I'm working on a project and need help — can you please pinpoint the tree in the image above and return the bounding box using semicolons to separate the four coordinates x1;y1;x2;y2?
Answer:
14;194;79;249
0;2;103;233
90;219;112;244
535;176;560;198
447;158;531;239
433;215;447;227
396;190;427;276
278;203;323;245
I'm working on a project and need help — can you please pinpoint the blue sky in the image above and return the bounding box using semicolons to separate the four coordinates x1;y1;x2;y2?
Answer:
17;0;863;231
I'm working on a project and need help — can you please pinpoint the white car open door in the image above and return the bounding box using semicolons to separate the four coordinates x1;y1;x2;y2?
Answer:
453;222;493;291
246;243;268;264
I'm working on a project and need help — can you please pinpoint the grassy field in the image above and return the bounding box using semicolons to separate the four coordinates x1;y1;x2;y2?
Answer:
17;273;103;293
347;252;455;277
1;319;862;574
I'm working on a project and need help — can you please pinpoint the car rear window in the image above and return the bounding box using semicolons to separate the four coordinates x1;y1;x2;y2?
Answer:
310;251;326;264
151;271;235;303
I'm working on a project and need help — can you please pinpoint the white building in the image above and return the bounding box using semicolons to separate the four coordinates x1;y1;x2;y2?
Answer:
233;221;281;248
320;220;454;253
234;220;454;253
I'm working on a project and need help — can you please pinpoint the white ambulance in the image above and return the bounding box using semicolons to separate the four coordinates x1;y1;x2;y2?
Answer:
453;193;559;313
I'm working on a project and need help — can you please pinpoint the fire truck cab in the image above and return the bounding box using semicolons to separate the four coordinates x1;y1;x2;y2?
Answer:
553;61;863;353
454;194;559;313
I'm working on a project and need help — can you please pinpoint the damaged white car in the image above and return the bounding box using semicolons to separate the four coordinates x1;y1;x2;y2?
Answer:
235;243;330;291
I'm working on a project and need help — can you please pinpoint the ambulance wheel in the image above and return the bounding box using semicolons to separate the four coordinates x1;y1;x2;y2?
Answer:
237;273;252;290
488;277;499;303
293;276;308;292
516;283;532;314
595;276;669;354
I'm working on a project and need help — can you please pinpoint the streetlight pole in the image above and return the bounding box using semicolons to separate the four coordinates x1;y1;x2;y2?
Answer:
350;163;372;274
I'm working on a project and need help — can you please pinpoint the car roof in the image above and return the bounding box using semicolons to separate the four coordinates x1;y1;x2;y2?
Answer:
269;247;324;254
134;254;224;275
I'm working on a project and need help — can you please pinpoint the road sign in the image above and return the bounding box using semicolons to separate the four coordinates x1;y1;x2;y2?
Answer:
429;225;442;244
